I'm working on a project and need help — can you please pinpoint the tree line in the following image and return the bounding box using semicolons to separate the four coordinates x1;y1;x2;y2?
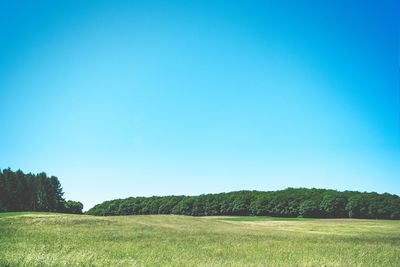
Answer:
0;168;83;214
87;188;400;219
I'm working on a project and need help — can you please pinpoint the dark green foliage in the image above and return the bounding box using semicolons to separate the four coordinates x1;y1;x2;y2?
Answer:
87;188;400;219
299;200;321;217
0;168;82;214
320;193;347;218
64;200;84;214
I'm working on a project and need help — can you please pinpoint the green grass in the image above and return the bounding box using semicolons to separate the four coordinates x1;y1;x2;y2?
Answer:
0;213;399;266
221;216;315;222
0;212;58;217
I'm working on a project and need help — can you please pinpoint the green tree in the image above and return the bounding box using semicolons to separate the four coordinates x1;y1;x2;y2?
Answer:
299;200;321;217
0;168;82;214
64;200;83;214
320;193;347;217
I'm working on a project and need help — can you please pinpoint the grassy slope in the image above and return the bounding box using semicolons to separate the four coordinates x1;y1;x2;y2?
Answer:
0;213;399;266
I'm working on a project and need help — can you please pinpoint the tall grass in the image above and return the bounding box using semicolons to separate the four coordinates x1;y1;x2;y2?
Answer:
0;212;399;266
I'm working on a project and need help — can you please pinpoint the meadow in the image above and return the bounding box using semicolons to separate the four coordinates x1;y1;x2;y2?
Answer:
0;213;399;266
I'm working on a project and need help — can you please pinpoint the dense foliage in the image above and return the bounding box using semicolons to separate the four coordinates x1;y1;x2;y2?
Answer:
87;188;400;219
0;168;83;214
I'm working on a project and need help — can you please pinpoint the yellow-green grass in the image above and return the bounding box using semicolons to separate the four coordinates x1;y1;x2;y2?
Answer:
220;216;316;222
0;212;399;266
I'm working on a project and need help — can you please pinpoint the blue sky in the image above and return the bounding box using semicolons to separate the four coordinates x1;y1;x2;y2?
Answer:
0;0;399;210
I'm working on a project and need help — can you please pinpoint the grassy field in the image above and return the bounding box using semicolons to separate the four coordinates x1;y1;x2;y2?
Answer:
0;213;399;266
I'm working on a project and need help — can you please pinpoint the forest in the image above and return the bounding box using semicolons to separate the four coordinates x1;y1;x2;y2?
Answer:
87;188;400;219
2;167;399;219
0;168;83;214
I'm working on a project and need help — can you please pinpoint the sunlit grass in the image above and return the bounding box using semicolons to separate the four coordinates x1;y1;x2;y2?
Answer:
220;216;315;222
0;213;399;266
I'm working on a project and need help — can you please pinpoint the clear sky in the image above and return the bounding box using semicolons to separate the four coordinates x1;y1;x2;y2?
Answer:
0;0;399;210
